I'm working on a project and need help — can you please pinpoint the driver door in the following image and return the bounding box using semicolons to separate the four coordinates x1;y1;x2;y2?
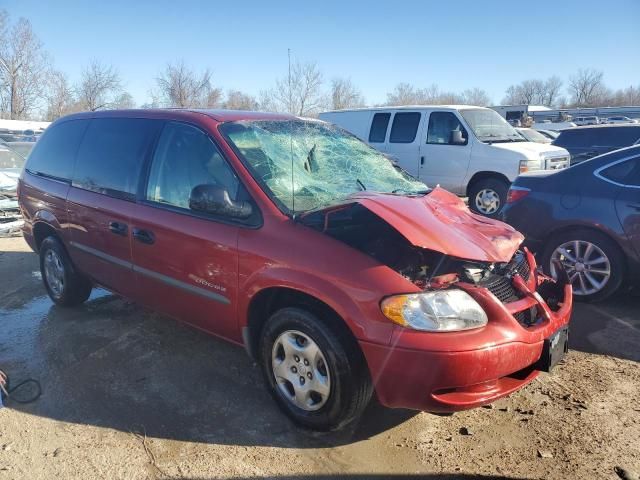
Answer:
130;121;241;340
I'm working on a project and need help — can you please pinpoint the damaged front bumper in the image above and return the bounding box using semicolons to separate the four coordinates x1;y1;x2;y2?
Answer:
361;250;572;412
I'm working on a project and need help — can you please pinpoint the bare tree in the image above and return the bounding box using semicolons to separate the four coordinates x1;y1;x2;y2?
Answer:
261;61;325;116
543;76;563;107
502;76;565;107
223;90;258;110
76;60;122;111
386;83;424;105
156;60;221;108
112;91;135;109
0;11;50;119
460;88;491;106
610;85;640;106
568;69;608;107
44;70;76;120
330;77;364;110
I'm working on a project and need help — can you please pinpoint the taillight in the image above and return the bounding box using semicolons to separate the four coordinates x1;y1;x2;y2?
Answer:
507;186;531;204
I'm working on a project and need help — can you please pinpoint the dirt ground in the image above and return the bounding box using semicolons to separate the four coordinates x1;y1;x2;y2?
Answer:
0;235;639;480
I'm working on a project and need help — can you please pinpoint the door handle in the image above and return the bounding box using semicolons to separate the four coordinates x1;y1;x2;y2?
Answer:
420;156;425;165
109;221;128;236
132;228;155;245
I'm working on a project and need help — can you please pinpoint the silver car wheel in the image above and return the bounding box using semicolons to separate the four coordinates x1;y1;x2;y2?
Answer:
474;188;501;214
271;330;331;412
551;240;611;296
44;249;65;298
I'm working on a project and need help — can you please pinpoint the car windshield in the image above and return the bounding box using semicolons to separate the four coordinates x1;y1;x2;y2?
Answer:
0;148;25;169
221;119;428;213
460;108;525;143
519;128;551;143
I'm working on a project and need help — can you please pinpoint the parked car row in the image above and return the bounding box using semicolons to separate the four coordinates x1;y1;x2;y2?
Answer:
552;124;640;164
573;115;639;126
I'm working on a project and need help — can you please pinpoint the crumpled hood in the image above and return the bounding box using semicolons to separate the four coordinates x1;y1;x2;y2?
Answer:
349;187;524;263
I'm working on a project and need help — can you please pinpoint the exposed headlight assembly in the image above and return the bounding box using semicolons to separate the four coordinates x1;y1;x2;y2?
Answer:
381;289;488;332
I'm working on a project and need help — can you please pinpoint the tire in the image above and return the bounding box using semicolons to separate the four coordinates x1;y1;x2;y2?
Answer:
541;229;624;302
468;178;509;218
259;307;372;431
40;236;92;307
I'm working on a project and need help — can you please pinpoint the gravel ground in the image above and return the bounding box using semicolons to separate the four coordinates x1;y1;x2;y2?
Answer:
0;236;639;480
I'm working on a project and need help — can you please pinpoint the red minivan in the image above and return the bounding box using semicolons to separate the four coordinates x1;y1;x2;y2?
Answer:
18;109;572;430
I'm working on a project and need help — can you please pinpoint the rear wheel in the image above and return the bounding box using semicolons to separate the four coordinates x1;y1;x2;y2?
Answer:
40;236;92;306
468;178;509;218
259;307;372;431
542;230;624;302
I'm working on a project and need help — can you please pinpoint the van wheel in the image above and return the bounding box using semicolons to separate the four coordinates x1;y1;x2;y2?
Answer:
259;307;372;431
40;236;92;307
541;229;624;302
468;178;509;217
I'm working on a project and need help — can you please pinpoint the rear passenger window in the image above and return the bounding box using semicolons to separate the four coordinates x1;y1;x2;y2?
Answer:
73;118;161;198
25;120;89;181
600;158;640;185
599;127;640;147
146;122;240;209
554;129;589;148
389;112;421;143
369;113;390;143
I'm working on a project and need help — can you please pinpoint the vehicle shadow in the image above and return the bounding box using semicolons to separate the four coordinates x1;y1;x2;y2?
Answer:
181;475;528;480
1;289;418;449
568;285;640;362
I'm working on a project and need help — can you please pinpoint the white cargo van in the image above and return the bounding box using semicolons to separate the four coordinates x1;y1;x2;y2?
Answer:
319;105;570;216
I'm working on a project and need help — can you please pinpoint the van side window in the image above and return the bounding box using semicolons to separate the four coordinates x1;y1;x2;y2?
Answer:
389;112;421;143
427;112;468;145
369;113;390;143
73;118;161;198
25;120;89;181
146;122;240;209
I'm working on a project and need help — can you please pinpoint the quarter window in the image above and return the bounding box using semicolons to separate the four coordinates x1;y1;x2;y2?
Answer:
427;112;468;145
73;118;161;197
600;158;640;186
25;120;89;181
389;112;421;143
369;113;391;143
146;122;240;209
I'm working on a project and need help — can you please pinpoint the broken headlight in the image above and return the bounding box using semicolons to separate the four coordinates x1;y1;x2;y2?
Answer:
381;289;488;332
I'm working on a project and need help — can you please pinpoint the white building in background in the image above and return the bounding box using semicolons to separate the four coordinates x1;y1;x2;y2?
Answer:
0;119;51;133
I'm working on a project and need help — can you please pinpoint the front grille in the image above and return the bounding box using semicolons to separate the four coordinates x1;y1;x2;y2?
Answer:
481;252;530;304
545;156;570;170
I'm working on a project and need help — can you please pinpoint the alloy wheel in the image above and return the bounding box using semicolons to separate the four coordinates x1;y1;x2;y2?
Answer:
474;188;501;215
44;249;65;298
271;330;331;411
550;240;611;296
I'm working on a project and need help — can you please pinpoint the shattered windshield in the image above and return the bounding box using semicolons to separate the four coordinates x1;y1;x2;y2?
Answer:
460;108;525;143
220;119;428;213
0;148;25;169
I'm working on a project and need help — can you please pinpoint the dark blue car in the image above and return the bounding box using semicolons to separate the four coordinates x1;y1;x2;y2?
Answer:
553;124;640;165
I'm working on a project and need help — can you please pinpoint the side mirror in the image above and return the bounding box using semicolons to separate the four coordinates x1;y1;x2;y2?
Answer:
450;130;466;145
189;184;253;219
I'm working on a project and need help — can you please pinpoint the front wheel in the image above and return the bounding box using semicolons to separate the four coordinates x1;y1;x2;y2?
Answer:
468;178;509;218
259;307;372;431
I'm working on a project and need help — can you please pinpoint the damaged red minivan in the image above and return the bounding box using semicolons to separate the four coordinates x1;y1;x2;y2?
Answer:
18;109;572;430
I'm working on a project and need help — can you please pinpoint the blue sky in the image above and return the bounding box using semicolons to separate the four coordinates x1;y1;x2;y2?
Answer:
4;0;640;106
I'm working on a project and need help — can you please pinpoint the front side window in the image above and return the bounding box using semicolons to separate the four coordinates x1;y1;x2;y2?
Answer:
74;118;161;197
426;112;468;145
220;120;428;213
369;112;390;143
389;112;421;143
146;122;240;209
459;108;524;143
25;120;89;181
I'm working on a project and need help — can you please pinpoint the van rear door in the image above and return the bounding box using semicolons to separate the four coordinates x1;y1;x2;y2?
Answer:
384;111;424;177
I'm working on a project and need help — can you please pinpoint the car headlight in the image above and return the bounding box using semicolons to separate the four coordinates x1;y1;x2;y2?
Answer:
381;289;488;332
519;158;543;173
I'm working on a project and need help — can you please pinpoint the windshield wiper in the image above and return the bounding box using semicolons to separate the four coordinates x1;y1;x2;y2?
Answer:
303;144;316;173
356;179;366;191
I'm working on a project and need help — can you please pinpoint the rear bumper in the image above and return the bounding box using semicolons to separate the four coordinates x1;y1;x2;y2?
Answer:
361;250;573;412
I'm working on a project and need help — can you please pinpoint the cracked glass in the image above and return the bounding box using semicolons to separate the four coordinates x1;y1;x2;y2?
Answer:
221;119;428;213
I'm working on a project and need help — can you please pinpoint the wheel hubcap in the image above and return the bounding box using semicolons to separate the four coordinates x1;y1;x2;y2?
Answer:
551;240;611;296
271;330;331;411
44;250;65;298
474;189;501;214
